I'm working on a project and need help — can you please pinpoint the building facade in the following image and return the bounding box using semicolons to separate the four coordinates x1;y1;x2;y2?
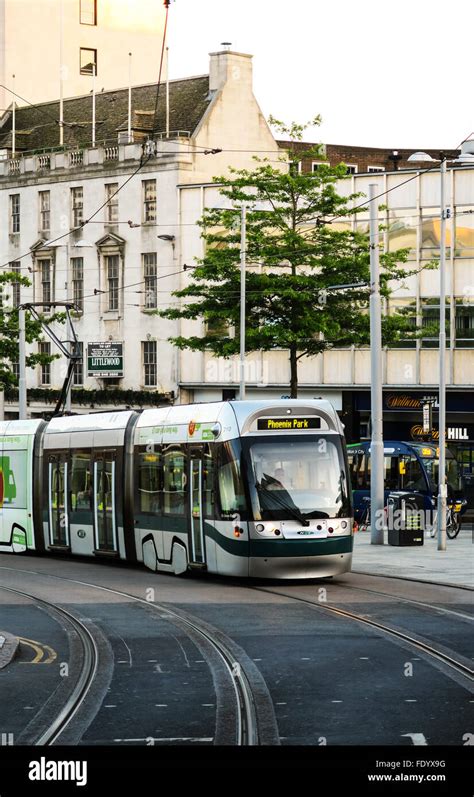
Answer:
0;0;165;114
0;47;473;495
0;48;281;412
278;140;461;175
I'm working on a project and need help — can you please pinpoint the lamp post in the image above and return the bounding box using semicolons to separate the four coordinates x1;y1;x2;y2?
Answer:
239;204;247;400
369;183;385;544
408;147;474;549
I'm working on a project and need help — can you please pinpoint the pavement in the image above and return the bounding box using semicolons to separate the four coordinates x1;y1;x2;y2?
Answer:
352;523;473;589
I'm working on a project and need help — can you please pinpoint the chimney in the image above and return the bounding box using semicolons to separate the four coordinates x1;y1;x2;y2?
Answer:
209;49;253;93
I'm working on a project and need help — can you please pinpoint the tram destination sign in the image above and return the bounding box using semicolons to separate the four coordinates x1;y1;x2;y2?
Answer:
257;417;321;431
87;341;124;378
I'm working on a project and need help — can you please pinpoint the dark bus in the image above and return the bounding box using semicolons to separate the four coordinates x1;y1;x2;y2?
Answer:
347;441;463;523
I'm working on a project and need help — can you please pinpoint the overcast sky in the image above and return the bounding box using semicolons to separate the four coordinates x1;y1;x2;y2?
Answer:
168;0;473;150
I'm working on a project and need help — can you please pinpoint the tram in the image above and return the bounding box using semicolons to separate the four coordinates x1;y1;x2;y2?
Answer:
347;440;463;525
0;400;353;579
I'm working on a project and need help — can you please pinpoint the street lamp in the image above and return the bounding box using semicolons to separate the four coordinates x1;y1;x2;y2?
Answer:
407;146;474;550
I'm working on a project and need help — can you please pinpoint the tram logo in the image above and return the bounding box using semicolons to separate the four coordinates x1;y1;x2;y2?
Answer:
188;420;196;436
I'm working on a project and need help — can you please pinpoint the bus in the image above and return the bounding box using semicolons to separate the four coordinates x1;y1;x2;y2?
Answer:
347;440;463;526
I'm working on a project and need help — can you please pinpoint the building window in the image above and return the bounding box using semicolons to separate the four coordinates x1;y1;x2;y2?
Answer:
421;300;450;348
421;206;451;261
71;257;84;311
105;254;119;311
39;342;51;385
289;161;302;174
40;259;53;304
454;206;474;257
80;47;97;75
143;253;157;309
368;165;385;173
143;341;157;387
10;262;21;307
80;0;97;25
311;162;326;172
345;164;358;175
71;187;84;228
387;300;417;348
39;191;50;234
105;183;119;224
11;360;20;381
455;299;474;348
143;180;157;223
73;342;84;385
10;194;20;233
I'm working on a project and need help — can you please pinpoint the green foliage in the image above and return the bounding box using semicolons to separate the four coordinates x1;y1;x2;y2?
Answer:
159;118;435;396
4;386;174;409
0;271;64;386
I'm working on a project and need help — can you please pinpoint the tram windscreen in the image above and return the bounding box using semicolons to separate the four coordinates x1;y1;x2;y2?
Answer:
246;436;350;520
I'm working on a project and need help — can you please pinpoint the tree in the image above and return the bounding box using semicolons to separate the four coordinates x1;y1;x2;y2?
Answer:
160;118;431;397
0;271;61;387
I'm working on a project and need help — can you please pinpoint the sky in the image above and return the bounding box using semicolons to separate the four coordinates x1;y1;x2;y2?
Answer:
168;0;473;150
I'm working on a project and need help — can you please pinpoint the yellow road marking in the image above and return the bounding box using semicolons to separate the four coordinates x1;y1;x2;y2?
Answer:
18;637;57;664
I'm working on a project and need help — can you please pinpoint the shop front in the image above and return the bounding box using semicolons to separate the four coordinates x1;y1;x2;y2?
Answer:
346;390;474;513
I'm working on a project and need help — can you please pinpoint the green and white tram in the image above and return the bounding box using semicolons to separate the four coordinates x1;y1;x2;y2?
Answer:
0;400;353;579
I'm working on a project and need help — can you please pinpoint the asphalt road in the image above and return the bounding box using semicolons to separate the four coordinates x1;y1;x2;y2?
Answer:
0;553;472;747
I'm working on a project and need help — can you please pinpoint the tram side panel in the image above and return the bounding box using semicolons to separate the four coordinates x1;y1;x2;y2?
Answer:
41;414;134;560
0;421;42;553
133;419;250;576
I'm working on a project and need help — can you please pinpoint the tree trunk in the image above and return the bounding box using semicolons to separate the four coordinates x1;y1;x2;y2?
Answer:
289;345;298;398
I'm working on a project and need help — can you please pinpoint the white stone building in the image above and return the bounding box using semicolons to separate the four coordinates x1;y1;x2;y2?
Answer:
0;48;281;414
0;47;473;482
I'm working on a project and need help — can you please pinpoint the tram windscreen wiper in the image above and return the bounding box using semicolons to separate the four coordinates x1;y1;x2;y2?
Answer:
256;480;310;526
302;510;329;520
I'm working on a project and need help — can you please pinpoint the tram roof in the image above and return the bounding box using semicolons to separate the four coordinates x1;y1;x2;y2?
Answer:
45;410;136;433
138;399;342;440
0;419;44;436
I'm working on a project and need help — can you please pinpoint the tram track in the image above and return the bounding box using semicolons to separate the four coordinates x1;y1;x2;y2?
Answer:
330;577;474;622
252;585;474;687
0;567;265;746
0;584;99;745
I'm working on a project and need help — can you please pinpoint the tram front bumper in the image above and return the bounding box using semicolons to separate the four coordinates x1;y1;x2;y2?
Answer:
248;550;353;579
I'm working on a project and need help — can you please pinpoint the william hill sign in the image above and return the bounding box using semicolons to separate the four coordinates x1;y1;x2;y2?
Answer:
87;342;124;378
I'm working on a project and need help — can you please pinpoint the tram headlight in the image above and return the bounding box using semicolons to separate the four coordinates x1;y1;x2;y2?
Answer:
256;523;265;533
341;520;348;529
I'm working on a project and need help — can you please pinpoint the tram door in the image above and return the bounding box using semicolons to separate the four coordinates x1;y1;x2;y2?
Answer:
93;451;118;552
48;453;69;547
188;455;206;565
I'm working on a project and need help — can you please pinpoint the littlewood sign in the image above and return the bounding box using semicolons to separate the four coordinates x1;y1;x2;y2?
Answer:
87;342;123;378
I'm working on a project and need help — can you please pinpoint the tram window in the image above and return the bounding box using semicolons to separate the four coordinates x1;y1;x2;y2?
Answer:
49;458;68;546
217;443;245;515
138;448;161;513
70;451;91;512
202;447;215;517
163;447;186;516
